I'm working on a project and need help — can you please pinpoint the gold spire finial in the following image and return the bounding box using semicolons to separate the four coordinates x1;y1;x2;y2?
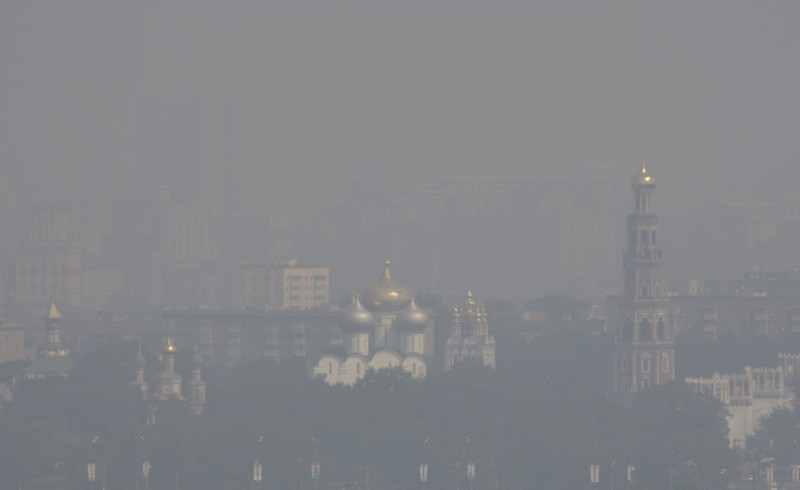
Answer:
466;288;475;306
641;154;647;174
48;301;62;320
165;336;176;353
383;260;392;279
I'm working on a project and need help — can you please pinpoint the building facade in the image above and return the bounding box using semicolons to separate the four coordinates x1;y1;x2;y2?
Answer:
445;290;496;371
235;264;330;310
15;203;82;308
161;308;339;366
0;320;25;364
614;160;675;394
686;357;796;447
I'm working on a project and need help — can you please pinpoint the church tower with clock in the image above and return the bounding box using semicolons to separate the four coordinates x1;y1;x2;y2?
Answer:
614;159;674;394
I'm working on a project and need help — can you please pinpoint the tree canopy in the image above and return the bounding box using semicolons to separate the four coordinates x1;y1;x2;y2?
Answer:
0;330;735;490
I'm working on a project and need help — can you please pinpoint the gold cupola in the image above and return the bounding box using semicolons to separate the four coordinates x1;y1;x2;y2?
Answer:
631;155;656;189
362;260;411;311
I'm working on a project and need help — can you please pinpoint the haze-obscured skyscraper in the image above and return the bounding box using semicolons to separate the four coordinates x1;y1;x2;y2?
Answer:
15;203;82;308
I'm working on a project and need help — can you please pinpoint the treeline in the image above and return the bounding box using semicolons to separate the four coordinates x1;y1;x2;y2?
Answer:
0;330;734;490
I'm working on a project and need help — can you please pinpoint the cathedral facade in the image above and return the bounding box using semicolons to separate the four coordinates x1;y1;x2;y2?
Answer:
131;337;206;425
445;290;496;371
313;261;431;385
613;161;675;394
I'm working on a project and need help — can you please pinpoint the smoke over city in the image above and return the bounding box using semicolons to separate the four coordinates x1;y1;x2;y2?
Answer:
1;2;799;489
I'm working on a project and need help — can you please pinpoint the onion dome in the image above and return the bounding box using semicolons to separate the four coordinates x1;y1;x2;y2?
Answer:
338;292;375;331
362;260;411;311
397;294;429;330
135;345;146;368
631;155;656;189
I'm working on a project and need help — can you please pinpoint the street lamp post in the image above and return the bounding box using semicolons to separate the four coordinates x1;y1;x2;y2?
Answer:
88;436;98;490
420;437;429;490
140;436;151;490
253;436;263;490
311;436;320;490
465;437;475;490
610;461;614;490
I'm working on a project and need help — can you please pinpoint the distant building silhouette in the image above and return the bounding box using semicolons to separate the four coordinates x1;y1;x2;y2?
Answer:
15;203;82;308
0;320;24;364
233;263;330;310
613;159;675;394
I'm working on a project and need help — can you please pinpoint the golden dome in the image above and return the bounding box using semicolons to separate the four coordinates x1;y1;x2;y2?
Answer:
362;260;411;311
631;155;656;189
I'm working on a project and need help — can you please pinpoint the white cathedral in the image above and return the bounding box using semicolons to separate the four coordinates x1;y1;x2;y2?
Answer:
314;261;432;385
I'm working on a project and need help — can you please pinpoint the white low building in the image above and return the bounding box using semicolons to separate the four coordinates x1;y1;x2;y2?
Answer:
685;360;794;448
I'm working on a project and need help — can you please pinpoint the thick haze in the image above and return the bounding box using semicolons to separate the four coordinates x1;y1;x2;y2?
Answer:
2;1;799;299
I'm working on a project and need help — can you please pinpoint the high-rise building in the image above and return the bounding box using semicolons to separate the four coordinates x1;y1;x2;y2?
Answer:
15;203;82;308
235;264;330;310
613;160;674;394
0;320;25;364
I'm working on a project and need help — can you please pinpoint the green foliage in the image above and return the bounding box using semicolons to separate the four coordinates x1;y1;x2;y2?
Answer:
0;333;735;490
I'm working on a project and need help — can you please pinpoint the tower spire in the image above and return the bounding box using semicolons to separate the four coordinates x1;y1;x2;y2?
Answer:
614;160;674;394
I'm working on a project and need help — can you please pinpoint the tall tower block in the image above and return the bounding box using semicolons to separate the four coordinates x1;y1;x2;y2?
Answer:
614;159;674;394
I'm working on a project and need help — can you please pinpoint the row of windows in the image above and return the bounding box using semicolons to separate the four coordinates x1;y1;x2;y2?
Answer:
620;354;670;374
290;285;328;291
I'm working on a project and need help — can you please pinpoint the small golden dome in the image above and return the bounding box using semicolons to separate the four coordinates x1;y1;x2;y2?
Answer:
362;260;411;311
164;336;177;353
631;155;656;189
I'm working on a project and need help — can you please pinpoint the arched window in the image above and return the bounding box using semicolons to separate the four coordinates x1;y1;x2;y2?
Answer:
656;318;666;340
639;318;652;341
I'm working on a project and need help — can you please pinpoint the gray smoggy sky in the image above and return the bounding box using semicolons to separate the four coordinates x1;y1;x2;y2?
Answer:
1;1;799;243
